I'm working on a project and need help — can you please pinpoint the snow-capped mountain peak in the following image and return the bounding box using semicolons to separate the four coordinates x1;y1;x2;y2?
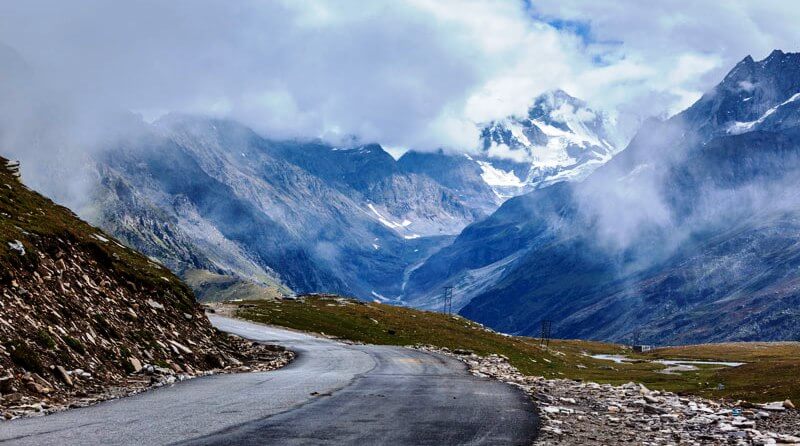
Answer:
681;50;800;140
477;89;628;196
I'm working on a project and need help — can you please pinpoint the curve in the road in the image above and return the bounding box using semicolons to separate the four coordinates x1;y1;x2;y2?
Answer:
0;315;538;445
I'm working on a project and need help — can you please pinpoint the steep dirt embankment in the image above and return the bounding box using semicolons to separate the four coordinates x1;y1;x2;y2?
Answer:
0;157;291;419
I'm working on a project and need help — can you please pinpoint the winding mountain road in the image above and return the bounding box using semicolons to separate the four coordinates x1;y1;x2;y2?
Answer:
0;315;538;445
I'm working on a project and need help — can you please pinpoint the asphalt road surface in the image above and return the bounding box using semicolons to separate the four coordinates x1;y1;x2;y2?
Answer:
0;315;538;445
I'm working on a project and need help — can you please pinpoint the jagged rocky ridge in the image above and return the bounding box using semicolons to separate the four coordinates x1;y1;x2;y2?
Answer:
0;157;291;419
419;50;800;344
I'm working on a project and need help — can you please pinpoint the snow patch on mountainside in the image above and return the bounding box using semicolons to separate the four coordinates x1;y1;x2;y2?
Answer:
532;118;603;150
366;202;432;239
368;203;406;229
477;161;524;188
728;92;800;134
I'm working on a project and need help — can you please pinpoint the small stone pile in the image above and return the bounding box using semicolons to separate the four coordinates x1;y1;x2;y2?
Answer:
413;345;800;445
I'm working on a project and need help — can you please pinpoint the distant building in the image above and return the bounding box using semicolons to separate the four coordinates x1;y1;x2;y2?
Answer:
632;345;653;353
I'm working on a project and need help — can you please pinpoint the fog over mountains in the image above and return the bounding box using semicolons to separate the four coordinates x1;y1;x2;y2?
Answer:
1;38;629;306
454;50;800;344
4;31;800;343
90;115;478;302
88;87;629;304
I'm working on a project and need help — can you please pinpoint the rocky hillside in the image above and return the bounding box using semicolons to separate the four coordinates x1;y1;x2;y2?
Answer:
0;156;288;418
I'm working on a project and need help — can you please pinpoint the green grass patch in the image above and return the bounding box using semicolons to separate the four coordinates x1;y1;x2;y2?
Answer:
62;335;86;355
34;329;57;350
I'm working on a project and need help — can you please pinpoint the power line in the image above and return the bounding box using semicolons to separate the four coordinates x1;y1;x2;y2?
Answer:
539;320;552;349
442;286;453;315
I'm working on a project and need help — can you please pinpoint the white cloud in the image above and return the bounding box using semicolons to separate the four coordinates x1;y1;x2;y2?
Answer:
533;0;800;116
0;0;798;156
485;143;530;163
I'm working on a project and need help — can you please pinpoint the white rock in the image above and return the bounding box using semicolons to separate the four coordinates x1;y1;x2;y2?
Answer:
7;240;25;255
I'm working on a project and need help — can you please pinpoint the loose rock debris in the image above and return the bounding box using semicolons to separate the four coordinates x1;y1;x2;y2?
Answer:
413;345;799;445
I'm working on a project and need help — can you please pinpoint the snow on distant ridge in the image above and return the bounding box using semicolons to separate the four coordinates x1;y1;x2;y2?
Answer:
366;202;424;240
728;92;800;135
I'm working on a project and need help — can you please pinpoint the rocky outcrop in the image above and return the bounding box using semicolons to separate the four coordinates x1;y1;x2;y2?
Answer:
0;157;292;420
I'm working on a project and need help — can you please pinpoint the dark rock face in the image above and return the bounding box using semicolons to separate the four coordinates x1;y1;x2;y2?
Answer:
429;51;800;344
683;50;800;139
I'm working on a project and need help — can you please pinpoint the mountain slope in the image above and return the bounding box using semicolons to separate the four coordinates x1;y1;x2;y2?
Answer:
398;91;628;308
402;182;575;309
457;50;800;344
0;156;278;414
88;116;465;302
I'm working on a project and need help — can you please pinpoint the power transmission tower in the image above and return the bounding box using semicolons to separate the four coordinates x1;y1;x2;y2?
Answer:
442;286;453;315
539;320;552;349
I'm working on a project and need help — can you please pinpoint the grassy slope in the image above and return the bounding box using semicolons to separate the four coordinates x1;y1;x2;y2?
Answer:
236;295;800;403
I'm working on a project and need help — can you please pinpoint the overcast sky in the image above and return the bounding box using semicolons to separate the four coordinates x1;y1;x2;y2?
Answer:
1;0;798;152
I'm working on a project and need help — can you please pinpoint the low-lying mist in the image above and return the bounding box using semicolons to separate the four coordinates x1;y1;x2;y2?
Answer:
569;109;800;279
